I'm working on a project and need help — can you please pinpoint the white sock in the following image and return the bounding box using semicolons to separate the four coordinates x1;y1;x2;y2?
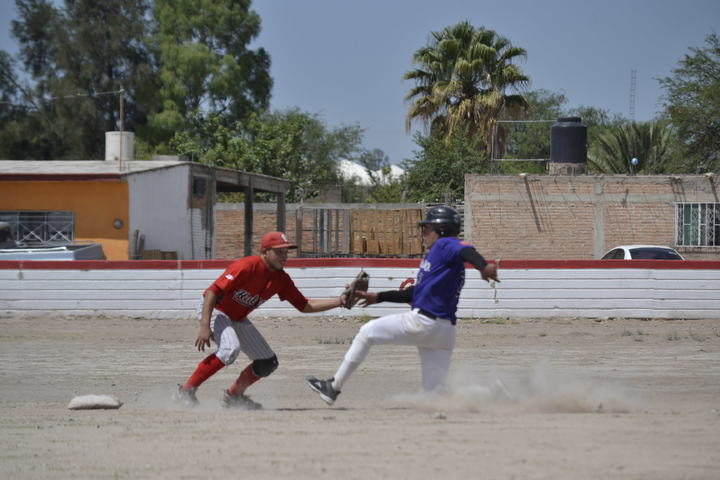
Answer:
332;332;371;391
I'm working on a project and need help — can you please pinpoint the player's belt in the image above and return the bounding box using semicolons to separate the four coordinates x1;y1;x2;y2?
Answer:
417;309;449;321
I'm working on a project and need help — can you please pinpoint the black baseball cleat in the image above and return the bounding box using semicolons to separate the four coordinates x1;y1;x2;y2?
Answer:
173;384;199;408
222;390;262;410
305;374;340;405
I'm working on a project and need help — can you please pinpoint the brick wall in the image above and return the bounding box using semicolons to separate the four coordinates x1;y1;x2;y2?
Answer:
215;205;295;259
465;174;720;260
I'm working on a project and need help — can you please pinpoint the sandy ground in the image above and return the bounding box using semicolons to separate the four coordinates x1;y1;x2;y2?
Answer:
1;314;719;479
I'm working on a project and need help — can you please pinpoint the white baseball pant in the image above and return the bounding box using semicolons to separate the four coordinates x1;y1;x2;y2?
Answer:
196;302;274;365
332;309;456;393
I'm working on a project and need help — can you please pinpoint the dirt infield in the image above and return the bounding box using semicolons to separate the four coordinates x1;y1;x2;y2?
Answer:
1;314;719;479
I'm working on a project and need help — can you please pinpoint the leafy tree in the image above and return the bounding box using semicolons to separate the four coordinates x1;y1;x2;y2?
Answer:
1;0;273;159
170;108;364;202
659;33;720;173
4;0;153;159
357;148;390;172
150;0;271;146
568;105;625;148
588;120;672;174
403;21;529;164
496;89;565;174
347;148;405;202
0;50;42;159
402;126;488;203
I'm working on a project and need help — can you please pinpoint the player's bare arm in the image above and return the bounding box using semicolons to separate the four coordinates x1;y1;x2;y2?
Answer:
302;295;346;313
195;290;216;351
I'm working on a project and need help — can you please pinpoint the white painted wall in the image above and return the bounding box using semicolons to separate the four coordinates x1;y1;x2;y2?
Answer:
2;266;719;319
128;165;192;259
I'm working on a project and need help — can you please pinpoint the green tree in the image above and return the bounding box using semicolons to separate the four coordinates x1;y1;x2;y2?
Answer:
403;21;529;164
358;148;389;172
150;0;271;146
496;89;565;174
0;50;40;159
588;120;672;174
352;149;405;202
659;33;720;173
4;0;153;159
402;126;488;203
171;108;364;202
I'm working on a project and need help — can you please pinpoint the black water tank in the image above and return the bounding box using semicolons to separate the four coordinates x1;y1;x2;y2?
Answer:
550;117;587;164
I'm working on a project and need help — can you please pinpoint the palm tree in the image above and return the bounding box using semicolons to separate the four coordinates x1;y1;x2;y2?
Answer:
403;21;530;159
588;120;672;174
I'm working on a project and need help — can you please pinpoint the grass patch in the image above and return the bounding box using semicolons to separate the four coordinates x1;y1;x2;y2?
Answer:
482;318;507;325
667;331;681;341
689;328;707;342
623;329;650;338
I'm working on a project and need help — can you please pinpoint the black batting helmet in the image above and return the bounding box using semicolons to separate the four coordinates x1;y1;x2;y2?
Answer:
418;205;461;237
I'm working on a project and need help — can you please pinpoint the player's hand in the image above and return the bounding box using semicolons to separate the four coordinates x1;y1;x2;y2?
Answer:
195;325;212;351
481;263;499;283
356;291;378;307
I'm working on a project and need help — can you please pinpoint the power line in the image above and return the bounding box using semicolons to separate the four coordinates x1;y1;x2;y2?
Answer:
0;88;125;109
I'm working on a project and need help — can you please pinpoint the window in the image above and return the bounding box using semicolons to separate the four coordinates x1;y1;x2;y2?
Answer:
0;211;74;246
676;203;719;246
601;248;624;259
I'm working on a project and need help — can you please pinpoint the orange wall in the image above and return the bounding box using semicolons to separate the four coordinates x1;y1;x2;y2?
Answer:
0;180;129;260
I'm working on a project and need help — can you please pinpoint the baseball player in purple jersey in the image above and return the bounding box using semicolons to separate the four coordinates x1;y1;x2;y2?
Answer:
306;205;499;405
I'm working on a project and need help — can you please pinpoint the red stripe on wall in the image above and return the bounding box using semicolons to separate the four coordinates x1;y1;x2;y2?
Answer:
1;259;719;270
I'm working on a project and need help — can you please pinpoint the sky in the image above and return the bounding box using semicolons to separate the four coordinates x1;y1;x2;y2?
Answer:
2;0;718;164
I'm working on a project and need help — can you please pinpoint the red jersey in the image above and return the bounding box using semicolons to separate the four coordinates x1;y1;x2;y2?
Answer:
205;256;308;321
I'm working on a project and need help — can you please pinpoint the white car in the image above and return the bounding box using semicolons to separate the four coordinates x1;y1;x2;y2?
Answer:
600;245;684;260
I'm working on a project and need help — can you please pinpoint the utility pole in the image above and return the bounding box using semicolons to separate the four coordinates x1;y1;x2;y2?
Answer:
629;69;637;122
118;88;125;171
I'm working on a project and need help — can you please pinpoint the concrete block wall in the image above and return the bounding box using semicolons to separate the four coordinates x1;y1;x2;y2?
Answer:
2;259;719;319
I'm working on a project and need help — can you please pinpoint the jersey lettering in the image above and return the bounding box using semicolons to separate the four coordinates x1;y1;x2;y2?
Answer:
231;289;261;308
411;236;473;324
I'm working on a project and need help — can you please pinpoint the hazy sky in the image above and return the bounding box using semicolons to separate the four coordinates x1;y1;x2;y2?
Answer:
2;0;718;164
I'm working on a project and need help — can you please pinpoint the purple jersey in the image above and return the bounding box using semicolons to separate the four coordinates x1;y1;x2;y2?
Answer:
412;236;470;324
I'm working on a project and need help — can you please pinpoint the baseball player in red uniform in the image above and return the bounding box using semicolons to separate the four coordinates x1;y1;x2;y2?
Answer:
175;231;345;409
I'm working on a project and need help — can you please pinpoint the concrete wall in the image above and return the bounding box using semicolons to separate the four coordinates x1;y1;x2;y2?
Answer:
2;259;719;319
465;174;720;260
129;165;194;260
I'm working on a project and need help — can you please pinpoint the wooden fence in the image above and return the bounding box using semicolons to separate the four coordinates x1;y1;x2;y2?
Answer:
295;207;424;257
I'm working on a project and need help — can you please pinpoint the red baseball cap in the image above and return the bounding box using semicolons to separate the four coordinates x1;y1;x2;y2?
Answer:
260;231;297;250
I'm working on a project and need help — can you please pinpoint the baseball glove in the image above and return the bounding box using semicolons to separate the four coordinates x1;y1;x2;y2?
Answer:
342;270;369;309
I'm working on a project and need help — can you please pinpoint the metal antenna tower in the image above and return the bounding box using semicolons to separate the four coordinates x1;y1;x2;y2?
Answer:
629;69;637;121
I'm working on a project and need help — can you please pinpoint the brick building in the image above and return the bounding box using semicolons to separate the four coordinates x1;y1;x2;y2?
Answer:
465;174;719;260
